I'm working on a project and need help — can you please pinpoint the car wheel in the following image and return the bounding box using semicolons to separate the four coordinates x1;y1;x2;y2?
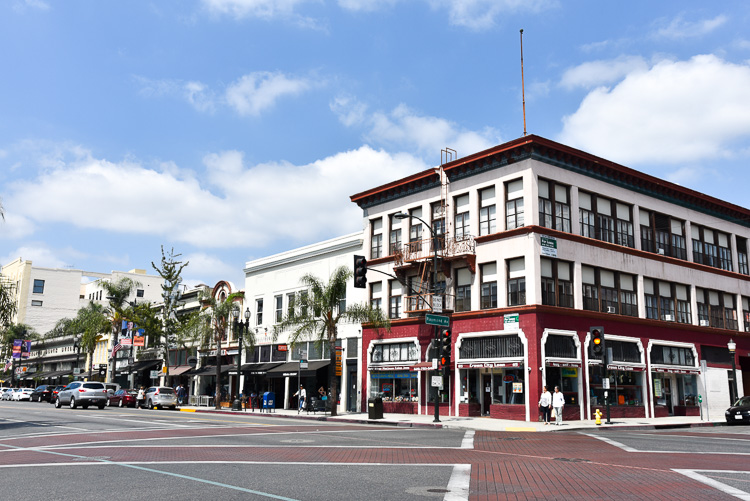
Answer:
106;398;112;407
54;397;62;408
147;399;154;410
170;406;176;410
98;403;106;410
69;397;77;409
118;399;124;408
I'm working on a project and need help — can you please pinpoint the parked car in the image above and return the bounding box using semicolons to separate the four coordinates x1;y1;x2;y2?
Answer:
48;385;66;404
103;383;120;398
108;389;137;408
726;396;750;424
54;382;108;409
144;386;177;410
30;385;54;402
1;388;14;401
12;388;34;401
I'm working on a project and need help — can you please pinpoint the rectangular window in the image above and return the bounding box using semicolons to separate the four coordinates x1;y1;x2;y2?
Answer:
274;295;283;323
31;300;43;307
409;207;422;242
389;214;402;255
33;279;45;294
371;281;383;312
371;218;383;259
389;280;402;319
692;225;732;271
431;202;445;251
582;266;637;316
505;179;524;230
479;186;496;236
454;194;470;240
507;258;525;306
641;212;688;260
538;179;570;232
287;293;295;318
480;262;498;309
738;238;749;276
455;268;472;312
136;289;145;298
579;191;634;248
255;299;263;326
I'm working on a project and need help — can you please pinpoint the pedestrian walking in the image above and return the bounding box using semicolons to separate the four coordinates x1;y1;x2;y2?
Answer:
293;385;306;413
136;386;145;409
538;385;552;425
177;384;187;406
250;390;257;412
552;386;565;426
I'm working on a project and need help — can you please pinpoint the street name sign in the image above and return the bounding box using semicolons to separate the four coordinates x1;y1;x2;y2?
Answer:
425;313;449;327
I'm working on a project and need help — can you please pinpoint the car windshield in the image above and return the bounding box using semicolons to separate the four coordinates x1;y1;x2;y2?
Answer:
735;396;750;407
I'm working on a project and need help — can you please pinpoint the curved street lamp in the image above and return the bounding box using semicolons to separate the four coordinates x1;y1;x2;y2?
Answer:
232;305;251;410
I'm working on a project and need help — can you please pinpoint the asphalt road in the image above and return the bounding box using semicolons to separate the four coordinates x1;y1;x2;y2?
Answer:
1;401;749;500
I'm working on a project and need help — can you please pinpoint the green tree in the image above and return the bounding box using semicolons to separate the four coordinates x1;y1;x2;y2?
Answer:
100;277;141;382
73;302;110;380
151;246;188;379
274;266;389;416
0;278;17;332
199;289;244;410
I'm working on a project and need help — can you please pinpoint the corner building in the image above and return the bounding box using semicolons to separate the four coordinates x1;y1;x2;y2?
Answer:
351;135;748;422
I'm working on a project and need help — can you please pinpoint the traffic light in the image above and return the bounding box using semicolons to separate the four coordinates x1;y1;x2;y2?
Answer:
590;326;605;359
353;255;368;289
440;329;452;368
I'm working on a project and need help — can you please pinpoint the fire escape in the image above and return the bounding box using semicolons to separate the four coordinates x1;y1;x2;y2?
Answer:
394;149;477;316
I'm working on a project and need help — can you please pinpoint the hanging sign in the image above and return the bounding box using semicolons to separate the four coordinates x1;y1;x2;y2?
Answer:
541;236;558;257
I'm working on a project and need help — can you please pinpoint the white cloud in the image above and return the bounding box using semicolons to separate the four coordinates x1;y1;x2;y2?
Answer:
428;0;556;31
560;56;649;90
11;0;49;12
558;55;750;165
332;97;500;158
182;252;241;289
0;246;68;269
184;81;216;113
201;0;310;20
2;143;426;251
225;72;311;117
655;14;727;40
337;0;399;12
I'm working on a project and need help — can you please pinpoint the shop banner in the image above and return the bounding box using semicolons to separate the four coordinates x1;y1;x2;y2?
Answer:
457;361;522;369
607;364;645;372
133;328;145;347
546;361;581;368
371;371;417;379
12;340;31;359
652;367;700;374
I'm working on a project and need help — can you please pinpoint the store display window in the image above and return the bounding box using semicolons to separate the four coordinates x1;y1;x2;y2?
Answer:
370;372;418;402
589;365;643;406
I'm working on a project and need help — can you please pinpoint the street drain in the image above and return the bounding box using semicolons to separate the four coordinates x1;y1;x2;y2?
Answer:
405;486;454;498
553;457;589;463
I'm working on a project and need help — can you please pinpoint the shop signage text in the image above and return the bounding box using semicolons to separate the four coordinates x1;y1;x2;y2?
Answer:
457;362;521;369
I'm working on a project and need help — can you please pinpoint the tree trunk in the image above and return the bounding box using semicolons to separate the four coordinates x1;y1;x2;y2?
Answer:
329;337;338;416
215;333;222;410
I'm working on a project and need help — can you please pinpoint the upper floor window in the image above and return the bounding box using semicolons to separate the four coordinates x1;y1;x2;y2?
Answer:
692;225;732;271
742;296;750;332
696;288;737;330
389;280;402;319
370;218;383;259
255;299;263;326
644;278;691;324
479;186;496;236
541;258;573;308
389;214;402;255
480;262;497;309
409;207;422;242
274;295;283;323
579;192;634;248
507;258;526;306
505;179;524;229
454;194;470;240
538;179;570;233
455;268;472;312
33;279;45;294
370;282;383;312
582;266;637;316
639;210;686;260
431;202;445;251
371;342;418;363
738;238;749;276
136;289;145;298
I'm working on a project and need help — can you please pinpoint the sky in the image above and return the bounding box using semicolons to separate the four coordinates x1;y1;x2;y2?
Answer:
1;0;750;289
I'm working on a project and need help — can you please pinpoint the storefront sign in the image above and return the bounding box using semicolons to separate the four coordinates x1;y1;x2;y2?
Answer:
371;365;413;371
547;361;581;368
371;371;417;379
652;367;700;374
653;378;662;397
457;361;521;369
503;314;519;330
276;344;288;352
207;349;228;357
607;364;645;372
541;236;557;257
562;368;578;377
512;382;523;393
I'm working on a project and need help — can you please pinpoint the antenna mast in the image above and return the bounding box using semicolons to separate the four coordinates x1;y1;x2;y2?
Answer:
520;29;527;136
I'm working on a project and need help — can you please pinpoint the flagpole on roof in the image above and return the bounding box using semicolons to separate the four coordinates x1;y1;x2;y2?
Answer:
520;29;527;136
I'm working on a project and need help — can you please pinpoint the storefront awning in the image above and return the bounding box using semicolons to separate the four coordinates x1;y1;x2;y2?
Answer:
240;362;283;375
456;361;523;369
409;362;435;372
166;365;193;376
119;359;162;374
267;360;330;378
185;365;216;376
651;366;700;374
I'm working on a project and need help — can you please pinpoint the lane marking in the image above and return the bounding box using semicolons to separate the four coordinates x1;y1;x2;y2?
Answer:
673;469;750;500
581;432;750;455
445;464;471;501
580;433;638;452
460;430;474;449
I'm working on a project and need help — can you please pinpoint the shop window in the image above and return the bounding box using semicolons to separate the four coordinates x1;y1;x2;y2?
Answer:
545;366;579;406
589;365;643;406
505;179;524;229
271;345;287;362
639;210;686;260
479;186;496;236
538;178;571;233
370;372;417;402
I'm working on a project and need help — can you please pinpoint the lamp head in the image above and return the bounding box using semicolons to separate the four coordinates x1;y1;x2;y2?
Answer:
244;307;250;320
728;339;736;352
393;212;409;220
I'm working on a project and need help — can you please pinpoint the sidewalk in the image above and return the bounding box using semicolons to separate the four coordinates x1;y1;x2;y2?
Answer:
177;404;725;432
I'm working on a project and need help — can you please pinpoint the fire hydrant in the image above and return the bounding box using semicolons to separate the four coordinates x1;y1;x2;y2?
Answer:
595;409;602;425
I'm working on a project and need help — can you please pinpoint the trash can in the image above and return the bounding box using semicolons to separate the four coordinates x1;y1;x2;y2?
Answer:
368;396;383;420
232;398;242;411
262;391;275;412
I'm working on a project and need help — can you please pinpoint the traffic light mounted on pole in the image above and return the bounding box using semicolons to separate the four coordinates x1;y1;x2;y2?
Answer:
440;329;451;369
589;326;605;360
353;255;368;289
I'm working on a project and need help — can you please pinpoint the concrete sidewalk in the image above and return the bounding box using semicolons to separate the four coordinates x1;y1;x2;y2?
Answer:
176;404;725;432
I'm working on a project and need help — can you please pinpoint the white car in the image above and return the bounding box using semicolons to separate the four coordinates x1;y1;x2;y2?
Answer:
0;388;14;401
12;388;34;401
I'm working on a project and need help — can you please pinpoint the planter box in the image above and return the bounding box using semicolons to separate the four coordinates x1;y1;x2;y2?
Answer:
382;401;417;414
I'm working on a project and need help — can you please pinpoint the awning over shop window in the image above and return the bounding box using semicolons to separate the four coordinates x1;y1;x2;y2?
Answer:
409;362;435;372
266;360;330;378
240;362;283;375
166;365;192;376
119;359;161;374
184;365;216;376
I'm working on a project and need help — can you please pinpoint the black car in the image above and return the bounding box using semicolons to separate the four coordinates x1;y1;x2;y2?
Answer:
725;396;750;424
48;385;66;404
30;385;54;402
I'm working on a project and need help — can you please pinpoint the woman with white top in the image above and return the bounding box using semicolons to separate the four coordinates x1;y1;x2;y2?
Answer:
552;386;565;426
538;385;552;424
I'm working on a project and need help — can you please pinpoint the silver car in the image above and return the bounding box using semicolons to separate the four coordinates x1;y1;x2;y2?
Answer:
144;386;177;410
55;381;108;409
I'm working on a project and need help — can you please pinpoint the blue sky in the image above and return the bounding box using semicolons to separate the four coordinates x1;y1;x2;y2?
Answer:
1;0;750;288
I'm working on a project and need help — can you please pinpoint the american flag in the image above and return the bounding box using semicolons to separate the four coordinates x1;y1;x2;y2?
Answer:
111;342;122;358
3;360;11;371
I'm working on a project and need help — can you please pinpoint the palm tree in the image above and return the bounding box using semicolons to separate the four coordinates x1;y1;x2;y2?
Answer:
73;302;110;380
101;277;141;382
274;266;389;416
200;290;244;410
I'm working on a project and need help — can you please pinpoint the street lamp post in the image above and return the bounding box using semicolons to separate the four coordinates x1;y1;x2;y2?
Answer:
73;334;82;381
232;306;250;411
728;338;738;405
394;212;442;423
106;297;136;384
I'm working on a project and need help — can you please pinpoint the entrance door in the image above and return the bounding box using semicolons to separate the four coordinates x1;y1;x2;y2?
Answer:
482;375;492;416
663;377;674;415
347;366;357;412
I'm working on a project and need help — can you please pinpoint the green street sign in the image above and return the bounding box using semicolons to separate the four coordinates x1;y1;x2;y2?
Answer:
425;313;449;327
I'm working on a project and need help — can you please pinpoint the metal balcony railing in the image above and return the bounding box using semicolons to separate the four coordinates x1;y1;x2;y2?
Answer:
395;235;476;265
403;293;453;314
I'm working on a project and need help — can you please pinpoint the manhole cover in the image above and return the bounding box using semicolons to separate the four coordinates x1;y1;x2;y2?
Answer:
406;486;455;498
553;457;589;463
